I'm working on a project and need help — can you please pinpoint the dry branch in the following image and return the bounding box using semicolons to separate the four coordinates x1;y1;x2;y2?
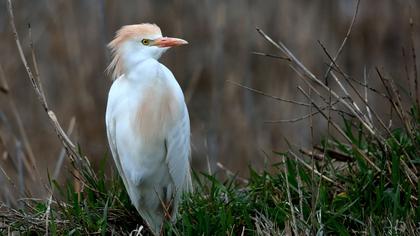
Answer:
7;0;94;178
227;80;310;107
322;0;360;84
257;28;377;137
300;147;353;163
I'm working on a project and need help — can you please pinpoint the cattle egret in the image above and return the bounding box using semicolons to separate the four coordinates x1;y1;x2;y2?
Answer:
105;23;192;234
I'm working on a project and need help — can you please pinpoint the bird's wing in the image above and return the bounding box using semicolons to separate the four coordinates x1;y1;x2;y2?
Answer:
165;105;192;194
105;76;131;194
106;116;131;193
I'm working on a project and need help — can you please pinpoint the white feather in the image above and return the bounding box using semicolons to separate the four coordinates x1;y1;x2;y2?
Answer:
105;56;191;234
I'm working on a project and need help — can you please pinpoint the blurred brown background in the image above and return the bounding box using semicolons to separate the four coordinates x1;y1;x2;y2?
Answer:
0;0;419;199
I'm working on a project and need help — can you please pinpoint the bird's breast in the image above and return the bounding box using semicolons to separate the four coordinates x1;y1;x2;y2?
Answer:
133;82;183;143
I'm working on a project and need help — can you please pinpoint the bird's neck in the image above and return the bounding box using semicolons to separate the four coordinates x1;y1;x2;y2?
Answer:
122;57;163;85
120;43;165;75
122;52;152;73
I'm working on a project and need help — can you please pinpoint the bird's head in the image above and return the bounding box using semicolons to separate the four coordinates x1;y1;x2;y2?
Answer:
107;23;188;79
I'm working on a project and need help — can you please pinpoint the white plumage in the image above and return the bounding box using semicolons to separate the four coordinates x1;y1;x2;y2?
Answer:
105;23;191;234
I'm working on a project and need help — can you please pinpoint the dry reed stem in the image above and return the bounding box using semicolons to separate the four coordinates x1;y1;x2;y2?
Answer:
330;71;370;123
363;67;374;124
329;66;386;97
258;28;377;137
216;162;249;184
28;24;47;106
379;72;409;130
8;0;80;165
409;17;419;108
257;24;418;180
227;80;311;107
375;70;418;184
263;100;356;124
0;65;38;182
317;40;378;129
44;195;53;235
307;86;317;235
297;86;382;172
401;48;413;99
269;30;379;139
386;76;419;172
257;22;419;210
53;117;76;179
251;51;291;61
388;78;413;136
0;164;14;188
7;1;98;204
287;151;336;186
322;0;360;84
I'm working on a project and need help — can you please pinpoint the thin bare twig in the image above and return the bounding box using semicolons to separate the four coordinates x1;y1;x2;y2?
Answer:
402;48;413;100
252;51;291;61
323;0;360;84
309;83;317;233
330;71;372;126
329;65;387;98
263;100;351;124
256;26;393;179
297;86;381;173
28;23;48;106
300;147;353;162
0;65;38;181
318;40;376;130
227;80;310;106
409;17;419;108
44;195;53;235
388;76;415;144
216;162;248;184
256;28;317;82
376;69;418;183
0;164;15;188
363;67;373;123
287;151;336;185
53;117;76;179
7;0;93;177
257;28;377;136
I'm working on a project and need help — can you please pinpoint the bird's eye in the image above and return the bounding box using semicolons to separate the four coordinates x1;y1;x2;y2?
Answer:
141;39;150;45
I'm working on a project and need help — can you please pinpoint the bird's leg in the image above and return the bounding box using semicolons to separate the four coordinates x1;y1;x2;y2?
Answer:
153;187;174;229
159;187;174;221
158;197;173;236
162;198;174;221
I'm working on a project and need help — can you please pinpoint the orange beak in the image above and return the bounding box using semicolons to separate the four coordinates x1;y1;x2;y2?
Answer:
153;37;188;48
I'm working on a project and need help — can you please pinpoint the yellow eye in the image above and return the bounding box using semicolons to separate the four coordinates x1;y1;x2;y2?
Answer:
141;39;150;45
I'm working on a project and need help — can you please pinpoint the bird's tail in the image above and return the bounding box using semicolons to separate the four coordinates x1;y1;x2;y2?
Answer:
137;208;163;235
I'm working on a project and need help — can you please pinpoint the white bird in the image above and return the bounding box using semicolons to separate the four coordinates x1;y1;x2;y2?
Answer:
105;23;192;234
